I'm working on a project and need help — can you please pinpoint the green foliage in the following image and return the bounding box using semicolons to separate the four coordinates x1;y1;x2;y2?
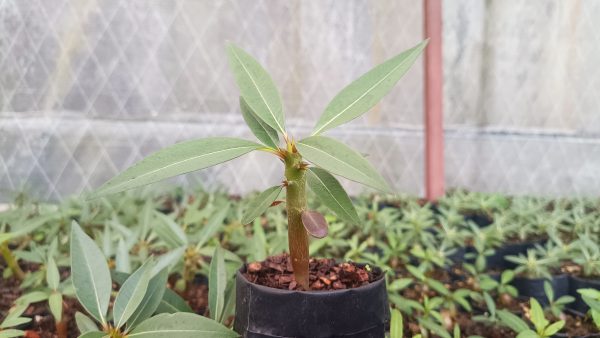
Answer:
69;221;237;337
297;136;391;192
578;288;600;329
312;40;428;135
498;298;565;338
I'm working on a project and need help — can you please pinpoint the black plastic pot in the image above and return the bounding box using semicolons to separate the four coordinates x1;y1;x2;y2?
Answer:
234;265;389;338
511;274;569;307
463;211;493;227
568;275;600;313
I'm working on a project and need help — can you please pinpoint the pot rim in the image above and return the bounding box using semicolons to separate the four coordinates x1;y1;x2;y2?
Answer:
237;262;387;295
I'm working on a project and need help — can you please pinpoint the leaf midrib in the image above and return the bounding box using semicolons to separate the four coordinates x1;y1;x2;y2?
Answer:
313;47;421;135
230;48;284;133
76;237;105;324
101;144;257;193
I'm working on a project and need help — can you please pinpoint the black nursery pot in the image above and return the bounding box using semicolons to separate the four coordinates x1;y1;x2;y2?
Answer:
234;265;389;338
568;275;600;313
511;274;569;306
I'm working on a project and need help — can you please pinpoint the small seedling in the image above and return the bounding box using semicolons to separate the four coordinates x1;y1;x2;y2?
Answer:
87;41;427;289
69;221;237;337
498;298;565;338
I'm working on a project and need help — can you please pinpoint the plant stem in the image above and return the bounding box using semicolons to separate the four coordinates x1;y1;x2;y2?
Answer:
284;150;310;290
0;242;25;280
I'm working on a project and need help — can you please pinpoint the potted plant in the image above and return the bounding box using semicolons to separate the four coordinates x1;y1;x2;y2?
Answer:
568;236;600;313
87;41;427;337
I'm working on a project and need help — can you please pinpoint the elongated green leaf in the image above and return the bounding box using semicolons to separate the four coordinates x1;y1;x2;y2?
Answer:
241;186;282;224
516;331;538;338
46;256;60;290
154;212;187;248
195;204;230;249
116;238;131;273
88;138;262;199
306;167;360;224
497;310;530;332
75;312;99;334
16;291;49;305
297;136;391;192
529;298;548;332
70;221;111;325
152;246;185;275
49;292;63;322
227;43;285;135
312;40;428;135
156;288;194;314
209;246;226;323
113;261;153;328
112;271;193;314
129;312;239;337
240;97;279;148
0;317;30;329
390;308;403;338
0;330;27;338
126;267;170;329
544;321;565;336
78;332;106;338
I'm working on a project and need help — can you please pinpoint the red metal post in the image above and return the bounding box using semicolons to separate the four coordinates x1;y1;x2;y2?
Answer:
424;0;445;201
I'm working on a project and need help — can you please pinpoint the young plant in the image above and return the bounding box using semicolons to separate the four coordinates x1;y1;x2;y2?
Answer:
69;221;237;337
506;249;559;279
15;255;74;338
498;298;565;338
0;303;31;338
87;41;428;288
573;236;600;278
578;288;600;330
543;281;574;318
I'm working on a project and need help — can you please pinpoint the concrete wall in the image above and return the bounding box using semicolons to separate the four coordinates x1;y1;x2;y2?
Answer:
1;0;599;201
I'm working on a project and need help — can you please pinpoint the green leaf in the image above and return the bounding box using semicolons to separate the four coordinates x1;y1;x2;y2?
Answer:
153;246;185;275
49;292;63;322
195;204;230;249
390;308;403;338
240;97;279;148
127;267;170;329
515;330;538;338
209;246;226;323
113;260;153;328
227;43;285;134
0;330;27;338
241;185;282;224
116;238;131;273
16;291;49;305
312;40;428;135
70;221;111;325
75;312;99;334
543;320;564;336
297;136;390;192
156;289;194;314
306;167;360;224
88;138;262;199
128;312;239;337
497;310;530;332
46;256;60;290
529;298;548;332
78;332;107;338
301;210;329;238
154;212;187;248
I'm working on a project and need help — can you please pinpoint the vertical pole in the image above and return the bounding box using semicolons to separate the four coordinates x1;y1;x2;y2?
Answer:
424;0;445;201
